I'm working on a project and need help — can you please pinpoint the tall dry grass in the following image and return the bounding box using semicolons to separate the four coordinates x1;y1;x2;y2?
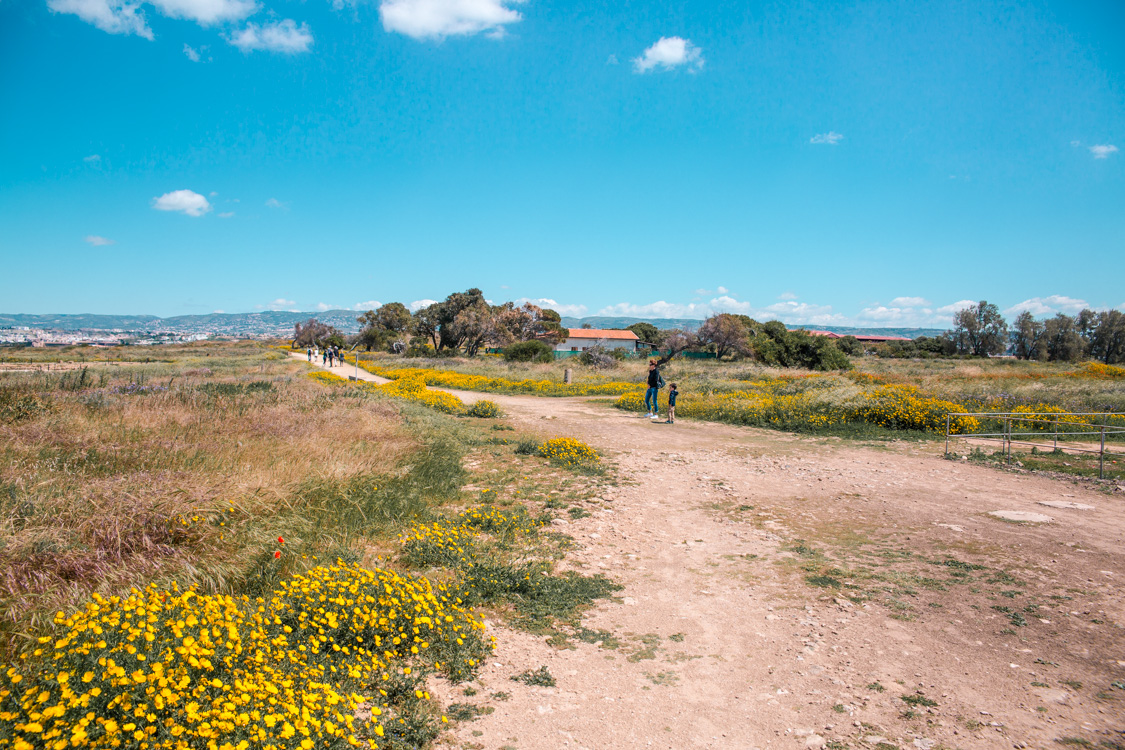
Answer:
0;343;456;654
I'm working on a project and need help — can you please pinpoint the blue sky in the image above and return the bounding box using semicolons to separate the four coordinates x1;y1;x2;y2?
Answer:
1;0;1122;327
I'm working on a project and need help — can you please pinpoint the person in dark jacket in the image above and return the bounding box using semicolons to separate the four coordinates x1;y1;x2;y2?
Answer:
644;360;663;417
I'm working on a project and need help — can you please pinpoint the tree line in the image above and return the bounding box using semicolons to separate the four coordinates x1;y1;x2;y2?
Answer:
293;288;568;356
291;292;1125;368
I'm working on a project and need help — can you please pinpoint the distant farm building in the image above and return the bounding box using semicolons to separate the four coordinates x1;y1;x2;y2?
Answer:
554;328;640;355
798;330;913;344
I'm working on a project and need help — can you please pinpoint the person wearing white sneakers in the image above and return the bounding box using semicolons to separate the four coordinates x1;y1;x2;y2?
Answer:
644;360;664;418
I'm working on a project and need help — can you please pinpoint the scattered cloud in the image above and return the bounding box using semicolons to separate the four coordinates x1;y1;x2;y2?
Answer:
149;0;257;25
778;291;798;300
1071;140;1082;147
597;297;843;325
47;0;153;39
83;154;101;164
213;309;225;314
183;43;200;61
512;297;588;317
1004;295;1089;317
716;286;729;295
218;211;235;218
889;296;930;307
354;301;381;311
1089;144;1118;159
84;235;115;246
810;131;844;145
409;299;439;312
633;36;704;74
264;197;288;209
379;0;524;41
606;54;618;65
315;302;333;312
229;20;313;54
259;298;297;311
152;189;211;217
936;300;975;315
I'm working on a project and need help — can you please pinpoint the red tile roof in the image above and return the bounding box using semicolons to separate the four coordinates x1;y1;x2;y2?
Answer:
564;329;639;341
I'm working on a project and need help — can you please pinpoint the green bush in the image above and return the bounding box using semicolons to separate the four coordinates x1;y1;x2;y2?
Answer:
504;340;554;362
466;399;503;418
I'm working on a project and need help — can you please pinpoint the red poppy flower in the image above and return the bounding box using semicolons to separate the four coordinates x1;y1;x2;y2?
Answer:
278;536;285;544
274;550;281;559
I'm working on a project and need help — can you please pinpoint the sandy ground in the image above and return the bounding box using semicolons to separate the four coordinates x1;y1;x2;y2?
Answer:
294;355;1125;750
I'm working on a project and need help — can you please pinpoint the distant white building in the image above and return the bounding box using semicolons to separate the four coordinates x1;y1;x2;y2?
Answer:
554;328;641;354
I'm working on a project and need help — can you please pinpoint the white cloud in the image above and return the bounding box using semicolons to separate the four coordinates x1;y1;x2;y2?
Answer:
936;300;975;315
83;154;102;164
597;297;845;325
152;189;211;217
810;131;844;145
315;302;333;312
265;197;288;209
218;211;235;218
84;235;115;246
1089;144;1118;159
379;0;524;40
1071;140;1082;147
183;43;200;61
229;20;313;54
409;299;440;312
48;0;153;38
260;298;297;311
757;300;844;325
693;288;712;296
354;301;382;311
149;0;256;25
213;309;225;313
778;291;798;300
1004;295;1090;317
606;54;618;65
598;301;711;319
512;297;588;317
889;296;930;307
716;286;729;295
633;36;704;73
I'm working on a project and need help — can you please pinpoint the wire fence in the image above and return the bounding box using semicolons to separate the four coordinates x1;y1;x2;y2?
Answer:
944;412;1125;479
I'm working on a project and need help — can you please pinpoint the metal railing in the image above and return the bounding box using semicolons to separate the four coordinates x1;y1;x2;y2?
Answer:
944;412;1125;479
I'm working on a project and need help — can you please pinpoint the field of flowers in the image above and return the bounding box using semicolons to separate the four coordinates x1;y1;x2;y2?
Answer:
0;560;490;750
537;438;600;467
615;380;981;434
308;370;465;415
354;363;641;398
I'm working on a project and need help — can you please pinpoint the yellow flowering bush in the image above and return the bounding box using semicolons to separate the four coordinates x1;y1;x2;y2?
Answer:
0;563;489;750
306;371;465;415
358;365;640;398
537;438;599;467
616;383;979;434
1076;362;1125;379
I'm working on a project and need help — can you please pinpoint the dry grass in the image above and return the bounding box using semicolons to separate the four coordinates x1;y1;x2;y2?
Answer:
0;342;440;654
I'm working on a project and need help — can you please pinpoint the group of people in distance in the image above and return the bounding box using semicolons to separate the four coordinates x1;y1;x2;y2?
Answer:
307;345;344;367
644;359;679;424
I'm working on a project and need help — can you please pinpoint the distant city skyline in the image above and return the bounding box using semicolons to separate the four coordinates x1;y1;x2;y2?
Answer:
1;0;1122;328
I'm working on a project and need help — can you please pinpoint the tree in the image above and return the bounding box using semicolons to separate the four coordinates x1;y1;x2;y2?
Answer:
697;314;752;359
1041;313;1085;362
449;305;494;357
626;322;660;346
1010;311;1045;360
652;329;699;366
293;318;340;349
951;301;1008;356
356;302;412;351
1089;310;1125;364
412;304;443;351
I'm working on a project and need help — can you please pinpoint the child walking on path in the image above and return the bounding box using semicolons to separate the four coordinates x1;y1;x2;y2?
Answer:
664;383;678;424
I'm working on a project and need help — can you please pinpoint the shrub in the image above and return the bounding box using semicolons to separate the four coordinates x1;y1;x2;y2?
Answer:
514;437;541;455
503;340;554;363
578;346;617;369
465;399;503;418
537;438;599;466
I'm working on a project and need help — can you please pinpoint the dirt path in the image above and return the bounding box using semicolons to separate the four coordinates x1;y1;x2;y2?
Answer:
294;355;1125;749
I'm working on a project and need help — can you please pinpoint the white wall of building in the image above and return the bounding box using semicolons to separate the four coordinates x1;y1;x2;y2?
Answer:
554;336;637;352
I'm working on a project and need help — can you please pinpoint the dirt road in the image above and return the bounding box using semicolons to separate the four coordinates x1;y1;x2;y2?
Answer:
295;355;1125;750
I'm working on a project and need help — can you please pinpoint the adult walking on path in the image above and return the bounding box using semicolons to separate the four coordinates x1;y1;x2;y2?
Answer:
644;359;664;418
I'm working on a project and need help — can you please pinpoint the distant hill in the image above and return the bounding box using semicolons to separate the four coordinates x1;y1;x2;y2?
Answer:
1;310;945;340
0;310;364;335
560;316;944;339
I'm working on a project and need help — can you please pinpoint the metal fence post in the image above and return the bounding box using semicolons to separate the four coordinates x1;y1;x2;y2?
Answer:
1006;416;1012;466
1053;419;1058;451
1100;426;1106;480
945;414;950;457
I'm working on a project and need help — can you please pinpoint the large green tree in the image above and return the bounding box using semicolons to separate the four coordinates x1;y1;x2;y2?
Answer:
951;301;1008;356
356;302;412;351
1090;310;1125;364
1010;310;1045;360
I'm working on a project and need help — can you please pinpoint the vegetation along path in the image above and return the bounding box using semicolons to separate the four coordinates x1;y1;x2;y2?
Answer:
294;354;1125;750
